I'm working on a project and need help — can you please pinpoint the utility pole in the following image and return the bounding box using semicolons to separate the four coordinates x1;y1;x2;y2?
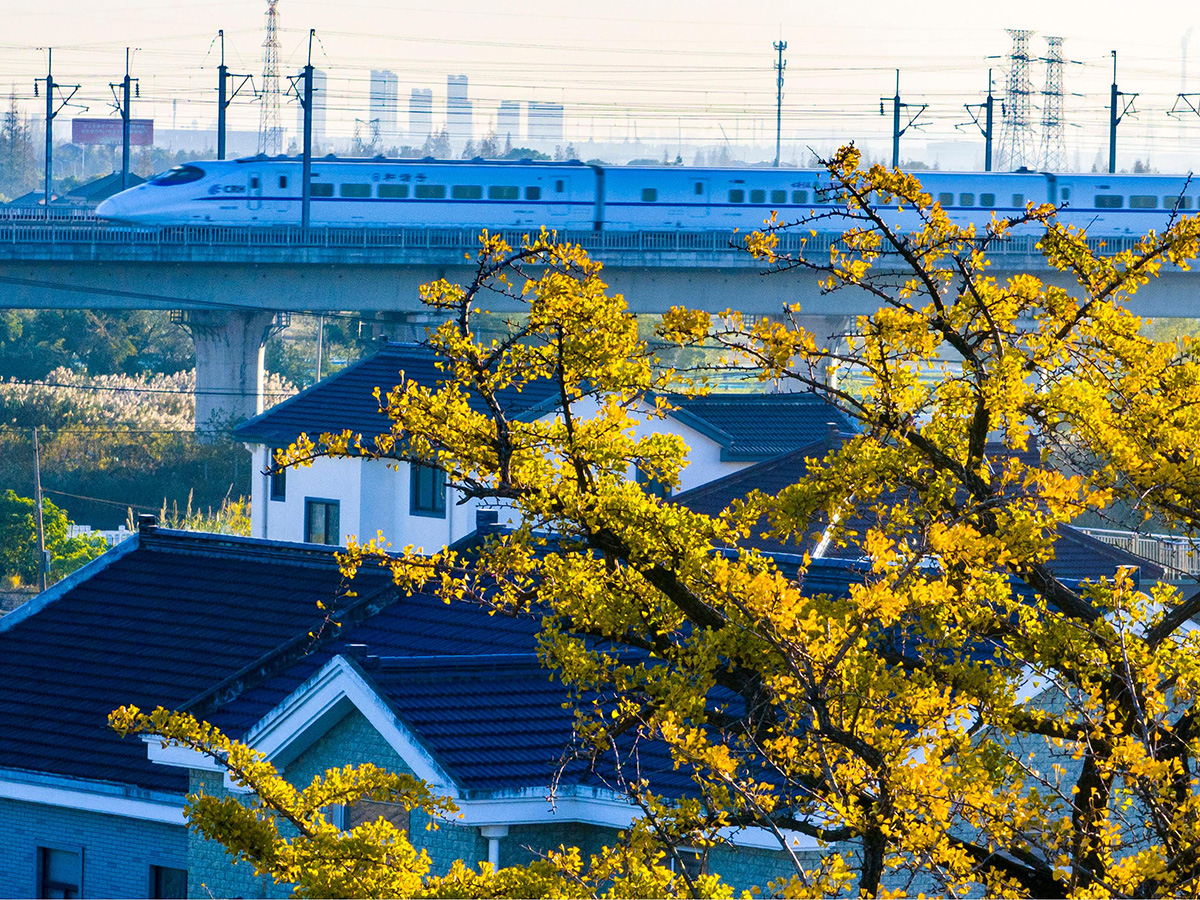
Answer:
215;30;253;160
773;40;786;167
35;49;80;210
109;49;138;190
963;69;995;171
32;427;46;592
315;315;324;382
300;31;315;228
881;70;927;168
1108;50;1137;174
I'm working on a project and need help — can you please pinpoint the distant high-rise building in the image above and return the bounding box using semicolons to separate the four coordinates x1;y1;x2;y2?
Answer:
447;75;473;149
409;88;433;145
527;101;564;145
497;100;521;146
369;69;399;146
296;68;327;148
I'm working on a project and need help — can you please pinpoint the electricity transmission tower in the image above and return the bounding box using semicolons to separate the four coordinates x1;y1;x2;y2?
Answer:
997;29;1035;171
258;0;282;155
1039;36;1066;172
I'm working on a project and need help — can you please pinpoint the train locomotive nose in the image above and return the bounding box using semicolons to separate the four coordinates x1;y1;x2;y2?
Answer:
95;192;133;221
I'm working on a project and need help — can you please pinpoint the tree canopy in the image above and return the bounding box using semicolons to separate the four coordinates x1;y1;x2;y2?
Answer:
117;146;1200;898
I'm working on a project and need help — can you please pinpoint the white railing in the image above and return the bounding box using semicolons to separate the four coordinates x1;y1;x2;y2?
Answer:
67;524;135;547
1076;527;1200;577
0;222;1130;261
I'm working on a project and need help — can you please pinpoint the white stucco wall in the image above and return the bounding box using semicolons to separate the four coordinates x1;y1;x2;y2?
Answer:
246;403;747;549
252;446;363;546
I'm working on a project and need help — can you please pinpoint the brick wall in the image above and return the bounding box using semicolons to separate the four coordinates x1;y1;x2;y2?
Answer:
0;797;186;899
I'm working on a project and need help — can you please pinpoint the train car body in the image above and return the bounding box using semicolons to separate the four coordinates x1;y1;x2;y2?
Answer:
95;154;1198;238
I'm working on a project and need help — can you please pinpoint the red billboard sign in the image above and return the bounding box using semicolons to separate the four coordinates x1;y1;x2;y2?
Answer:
71;118;154;146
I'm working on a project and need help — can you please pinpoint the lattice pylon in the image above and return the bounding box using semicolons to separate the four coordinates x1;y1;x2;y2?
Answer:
257;0;283;155
1039;36;1067;172
997;29;1036;171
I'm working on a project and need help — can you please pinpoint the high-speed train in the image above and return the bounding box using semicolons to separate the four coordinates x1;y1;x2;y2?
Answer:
95;155;1199;236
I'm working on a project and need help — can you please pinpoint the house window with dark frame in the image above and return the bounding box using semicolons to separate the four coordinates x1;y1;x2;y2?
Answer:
269;450;286;501
37;847;81;900
410;464;446;517
669;847;705;881
149;865;188;900
636;466;671;499
304;498;340;545
338;799;411;834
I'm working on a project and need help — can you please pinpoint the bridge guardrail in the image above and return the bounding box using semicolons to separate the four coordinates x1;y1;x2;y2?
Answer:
0;221;1148;261
1075;527;1200;578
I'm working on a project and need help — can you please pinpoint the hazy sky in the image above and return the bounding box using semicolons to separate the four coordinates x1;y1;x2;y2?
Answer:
1;0;1198;166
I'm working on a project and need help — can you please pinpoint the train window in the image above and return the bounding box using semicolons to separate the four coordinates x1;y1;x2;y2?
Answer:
310;183;334;198
1094;194;1123;208
1061;187;1070;201
525;186;541;200
452;185;483;199
728;189;745;203
378;184;409;198
279;175;288;189
488;185;519;200
937;192;954;206
959;193;974;206
555;180;565;192
149;164;205;186
771;189;787;204
1129;195;1157;209
750;189;766;203
980;193;996;207
792;190;808;204
694;182;704;195
340;183;371;198
415;184;446;199
1168;196;1194;209
250;176;260;190
641;188;657;202
1012;194;1025;207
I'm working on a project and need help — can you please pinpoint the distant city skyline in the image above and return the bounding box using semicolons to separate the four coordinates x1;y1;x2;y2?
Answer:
2;1;1199;168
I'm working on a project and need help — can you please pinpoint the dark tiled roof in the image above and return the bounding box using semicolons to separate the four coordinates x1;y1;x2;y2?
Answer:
64;171;146;201
1046;525;1167;582
667;393;858;461
0;523;868;800
0;530;387;794
236;346;859;462
234;343;561;448
370;657;584;793
676;436;838;556
677;437;1168;583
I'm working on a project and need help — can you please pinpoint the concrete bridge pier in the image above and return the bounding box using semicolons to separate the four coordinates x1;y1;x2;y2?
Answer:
175;308;280;432
787;314;855;389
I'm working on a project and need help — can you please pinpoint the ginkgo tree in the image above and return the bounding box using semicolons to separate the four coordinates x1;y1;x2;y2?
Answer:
115;145;1200;899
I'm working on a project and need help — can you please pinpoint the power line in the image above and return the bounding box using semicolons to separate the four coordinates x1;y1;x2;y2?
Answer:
0;379;295;398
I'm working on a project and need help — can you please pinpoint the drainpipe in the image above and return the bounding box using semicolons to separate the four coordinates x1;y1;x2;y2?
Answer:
479;825;509;869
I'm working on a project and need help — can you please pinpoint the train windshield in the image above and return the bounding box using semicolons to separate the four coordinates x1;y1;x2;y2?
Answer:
149;165;205;186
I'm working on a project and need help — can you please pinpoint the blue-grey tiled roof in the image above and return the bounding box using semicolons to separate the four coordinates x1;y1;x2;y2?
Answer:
666;393;858;461
677;436;1167;582
0;530;387;794
235;341;858;464
233;343;562;448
